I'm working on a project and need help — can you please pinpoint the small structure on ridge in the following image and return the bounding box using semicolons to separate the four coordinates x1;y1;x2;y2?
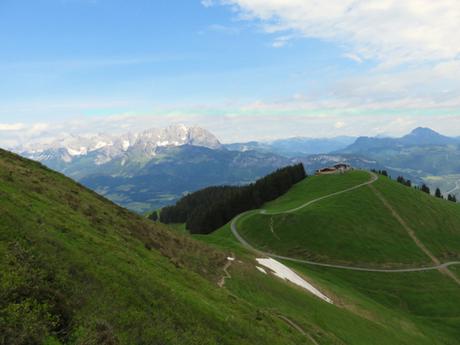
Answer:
316;163;352;175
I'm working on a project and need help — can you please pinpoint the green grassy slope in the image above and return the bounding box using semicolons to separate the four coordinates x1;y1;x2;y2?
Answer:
4;149;460;345
224;258;445;345
263;170;371;212
372;177;460;261
238;171;460;267
0;149;310;345
197;170;460;344
290;264;460;343
199;222;460;344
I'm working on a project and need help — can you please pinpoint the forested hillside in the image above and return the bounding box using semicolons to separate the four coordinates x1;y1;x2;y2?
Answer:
159;164;306;234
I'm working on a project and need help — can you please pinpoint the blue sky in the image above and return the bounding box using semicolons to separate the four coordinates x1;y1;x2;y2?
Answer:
1;0;460;145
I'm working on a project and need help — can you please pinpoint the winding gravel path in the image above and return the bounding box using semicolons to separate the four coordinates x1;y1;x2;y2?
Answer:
276;314;319;345
231;172;460;274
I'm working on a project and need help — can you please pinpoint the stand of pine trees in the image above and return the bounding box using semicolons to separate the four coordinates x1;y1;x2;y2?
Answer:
371;169;453;201
371;169;389;177
159;164;307;234
420;184;431;194
396;176;412;187
375;170;458;203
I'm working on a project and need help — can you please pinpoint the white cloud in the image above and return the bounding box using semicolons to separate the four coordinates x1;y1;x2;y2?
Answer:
0;123;25;131
201;0;460;111
213;0;460;66
272;35;293;48
329;60;460;108
343;53;363;64
334;121;346;129
1;111;460;149
201;0;214;8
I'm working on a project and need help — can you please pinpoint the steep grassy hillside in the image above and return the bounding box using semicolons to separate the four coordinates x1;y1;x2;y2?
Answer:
196;170;460;344
372;176;460;261
4;149;460;345
198;223;460;344
262;170;371;212
238;171;460;267
0;149;309;345
290;263;460;343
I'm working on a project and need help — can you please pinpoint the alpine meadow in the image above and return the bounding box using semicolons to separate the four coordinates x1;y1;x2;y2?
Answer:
1;1;460;344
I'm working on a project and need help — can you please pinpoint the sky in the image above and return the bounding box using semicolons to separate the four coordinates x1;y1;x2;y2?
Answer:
1;0;460;146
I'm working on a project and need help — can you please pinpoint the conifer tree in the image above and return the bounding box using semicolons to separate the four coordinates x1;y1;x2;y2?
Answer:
435;188;443;199
421;184;431;194
448;194;457;203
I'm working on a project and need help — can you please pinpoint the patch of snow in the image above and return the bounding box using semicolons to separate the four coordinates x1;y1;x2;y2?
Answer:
28;149;44;154
67;147;87;156
256;258;333;304
122;140;130;151
95;155;112;165
256;266;267;274
227;257;235;261
94;141;109;150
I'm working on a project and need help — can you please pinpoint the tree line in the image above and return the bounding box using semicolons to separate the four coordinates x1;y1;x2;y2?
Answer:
156;164;307;234
372;170;457;203
396;175;457;201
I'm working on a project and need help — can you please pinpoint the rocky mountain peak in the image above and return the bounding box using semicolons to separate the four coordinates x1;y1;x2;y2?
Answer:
136;124;221;149
17;124;222;164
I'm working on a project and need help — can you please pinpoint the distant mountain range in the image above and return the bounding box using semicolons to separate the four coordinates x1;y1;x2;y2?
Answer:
79;145;290;213
337;127;460;197
224;128;460;189
340;127;459;155
18;124;222;172
16;125;290;212
339;127;460;171
225;136;356;157
14;125;460;212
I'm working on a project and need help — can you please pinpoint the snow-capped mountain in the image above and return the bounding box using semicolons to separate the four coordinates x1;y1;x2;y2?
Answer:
17;124;222;165
14;124;291;213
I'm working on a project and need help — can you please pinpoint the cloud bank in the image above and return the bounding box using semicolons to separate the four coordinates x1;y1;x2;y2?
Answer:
210;0;460;66
203;0;460;111
2;111;460;148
